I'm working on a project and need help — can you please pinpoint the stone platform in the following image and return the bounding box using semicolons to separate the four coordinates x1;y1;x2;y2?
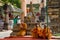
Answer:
0;36;60;40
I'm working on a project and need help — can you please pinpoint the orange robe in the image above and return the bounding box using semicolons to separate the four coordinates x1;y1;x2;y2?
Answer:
31;26;43;38
17;23;27;36
42;27;52;39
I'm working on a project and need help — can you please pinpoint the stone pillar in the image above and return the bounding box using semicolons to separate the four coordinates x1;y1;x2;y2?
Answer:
3;3;9;30
44;0;46;7
21;0;27;16
20;12;25;21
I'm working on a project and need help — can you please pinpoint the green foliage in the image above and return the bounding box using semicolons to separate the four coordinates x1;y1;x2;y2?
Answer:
2;0;21;8
54;33;60;36
27;4;39;9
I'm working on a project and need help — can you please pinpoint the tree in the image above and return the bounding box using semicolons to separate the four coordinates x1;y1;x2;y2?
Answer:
2;0;21;30
1;0;21;8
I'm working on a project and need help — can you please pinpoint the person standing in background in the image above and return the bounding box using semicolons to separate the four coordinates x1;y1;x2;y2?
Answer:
9;14;14;30
17;15;21;25
13;16;19;26
0;14;4;31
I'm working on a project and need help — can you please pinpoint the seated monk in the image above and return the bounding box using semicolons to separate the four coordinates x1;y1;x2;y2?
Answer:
31;24;43;38
42;25;52;39
17;20;27;36
47;27;52;39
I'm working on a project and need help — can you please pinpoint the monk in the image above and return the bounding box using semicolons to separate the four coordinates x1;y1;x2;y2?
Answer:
17;20;27;36
31;24;43;38
42;25;52;39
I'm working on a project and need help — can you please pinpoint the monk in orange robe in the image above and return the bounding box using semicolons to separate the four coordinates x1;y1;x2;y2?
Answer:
42;25;52;39
31;24;43;38
17;21;27;36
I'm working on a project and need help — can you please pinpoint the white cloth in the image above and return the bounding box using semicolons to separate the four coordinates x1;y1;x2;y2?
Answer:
9;20;14;29
27;12;32;17
0;20;4;26
17;19;21;24
0;30;12;39
45;16;51;23
40;22;44;29
35;16;39;23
